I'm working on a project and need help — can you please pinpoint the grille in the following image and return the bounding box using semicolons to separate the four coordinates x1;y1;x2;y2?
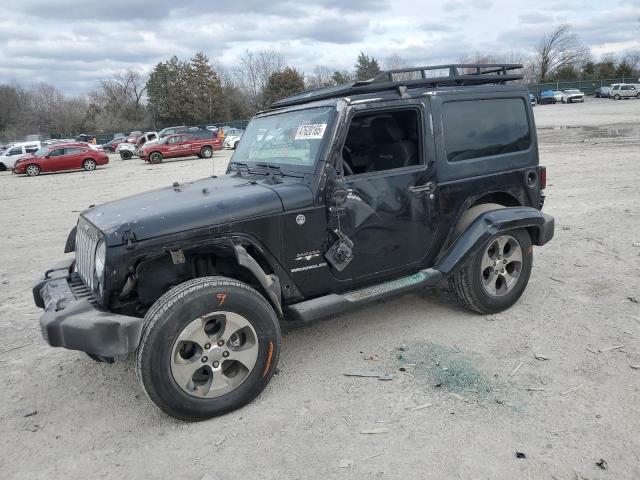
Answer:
75;217;100;290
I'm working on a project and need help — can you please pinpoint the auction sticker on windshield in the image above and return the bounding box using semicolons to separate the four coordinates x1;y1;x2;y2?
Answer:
295;123;327;140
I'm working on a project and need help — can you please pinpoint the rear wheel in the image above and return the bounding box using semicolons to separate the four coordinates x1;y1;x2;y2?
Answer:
149;152;163;164
25;164;41;176
82;159;97;171
449;229;533;314
0;162;6;171
120;150;133;160
614;94;621;100
200;146;213;158
136;276;281;421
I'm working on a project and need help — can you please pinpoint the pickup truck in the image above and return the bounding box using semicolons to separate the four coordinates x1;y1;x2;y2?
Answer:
138;133;222;164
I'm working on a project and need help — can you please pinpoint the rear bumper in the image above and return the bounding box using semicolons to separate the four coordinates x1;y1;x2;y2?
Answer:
538;213;555;246
33;258;143;358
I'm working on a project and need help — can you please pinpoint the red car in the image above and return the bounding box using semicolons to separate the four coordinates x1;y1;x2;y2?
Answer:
12;143;109;176
138;133;222;164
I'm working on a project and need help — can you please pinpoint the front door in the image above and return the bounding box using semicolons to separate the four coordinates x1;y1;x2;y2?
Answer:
327;103;438;281
43;147;66;171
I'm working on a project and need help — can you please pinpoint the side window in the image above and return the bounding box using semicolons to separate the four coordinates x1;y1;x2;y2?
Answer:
48;148;65;157
343;109;421;176
64;147;84;155
25;145;39;153
7;147;23;156
442;98;530;162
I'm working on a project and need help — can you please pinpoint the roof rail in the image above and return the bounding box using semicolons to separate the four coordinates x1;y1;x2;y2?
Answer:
272;63;523;108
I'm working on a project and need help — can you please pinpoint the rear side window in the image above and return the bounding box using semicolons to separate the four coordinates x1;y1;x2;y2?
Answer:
443;98;531;162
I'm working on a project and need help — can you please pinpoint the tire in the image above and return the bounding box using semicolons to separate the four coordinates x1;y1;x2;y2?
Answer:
149;152;163;164
136;276;281;421
82;159;97;171
120;150;133;160
449;229;533;314
25;164;41;176
614;94;621;100
200;146;213;159
0;162;6;172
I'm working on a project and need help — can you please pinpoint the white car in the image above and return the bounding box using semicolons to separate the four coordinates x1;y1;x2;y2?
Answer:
561;89;585;103
610;83;639;100
117;132;158;160
553;91;564;102
0;141;41;170
224;133;243;149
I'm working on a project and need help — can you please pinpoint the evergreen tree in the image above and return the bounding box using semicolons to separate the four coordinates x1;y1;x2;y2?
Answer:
263;67;305;108
354;52;381;81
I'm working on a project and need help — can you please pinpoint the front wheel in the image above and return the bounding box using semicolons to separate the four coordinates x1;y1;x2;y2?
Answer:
449;229;533;314
614;94;621;100
149;152;163;164
120;150;133;160
82;159;96;171
200;146;213;158
25;164;41;176
136;277;281;421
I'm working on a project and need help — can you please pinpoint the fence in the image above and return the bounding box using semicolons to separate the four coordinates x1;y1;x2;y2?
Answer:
527;77;640;96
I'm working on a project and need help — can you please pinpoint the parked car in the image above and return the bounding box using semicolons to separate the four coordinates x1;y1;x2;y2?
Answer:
561;89;585;103
528;93;537;106
116;132;159;160
138;132;222;163
224;130;244;149
33;63;554;421
0;141;41;171
595;86;611;98
11;143;108;176
610;83;639;100
103;137;127;152
538;90;557;104
158;126;189;139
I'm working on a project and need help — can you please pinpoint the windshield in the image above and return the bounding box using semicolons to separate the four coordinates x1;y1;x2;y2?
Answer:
159;136;170;144
33;147;49;157
232;106;336;171
565;89;580;94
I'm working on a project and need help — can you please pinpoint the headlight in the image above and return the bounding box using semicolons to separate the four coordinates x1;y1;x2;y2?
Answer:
94;240;106;280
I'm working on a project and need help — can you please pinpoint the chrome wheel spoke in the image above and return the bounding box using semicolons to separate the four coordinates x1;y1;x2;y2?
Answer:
219;312;252;343
171;360;208;393
227;343;259;371
175;318;211;349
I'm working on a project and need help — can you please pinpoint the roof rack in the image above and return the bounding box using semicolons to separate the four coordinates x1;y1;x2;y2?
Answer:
272;63;523;108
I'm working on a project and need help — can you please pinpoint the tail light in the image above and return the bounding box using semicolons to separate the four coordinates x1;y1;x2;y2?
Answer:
539;166;547;190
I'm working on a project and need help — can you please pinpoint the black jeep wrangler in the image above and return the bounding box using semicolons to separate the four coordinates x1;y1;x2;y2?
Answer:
33;64;554;421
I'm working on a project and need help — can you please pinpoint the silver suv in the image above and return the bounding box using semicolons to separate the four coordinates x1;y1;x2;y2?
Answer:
610;83;639;100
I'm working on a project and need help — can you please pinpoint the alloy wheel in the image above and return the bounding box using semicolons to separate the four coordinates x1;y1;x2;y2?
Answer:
480;234;523;297
170;311;259;399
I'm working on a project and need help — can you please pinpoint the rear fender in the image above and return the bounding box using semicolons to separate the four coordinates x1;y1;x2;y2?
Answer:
435;207;554;274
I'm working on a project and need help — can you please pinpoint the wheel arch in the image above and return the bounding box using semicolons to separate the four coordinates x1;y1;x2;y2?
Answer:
125;235;291;318
435;206;554;275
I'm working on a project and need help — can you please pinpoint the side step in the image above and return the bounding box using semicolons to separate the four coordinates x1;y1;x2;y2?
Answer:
287;268;443;323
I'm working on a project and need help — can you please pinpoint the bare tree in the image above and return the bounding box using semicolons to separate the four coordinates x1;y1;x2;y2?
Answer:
382;53;408;71
305;65;335;89
534;24;590;81
91;69;147;131
234;50;286;112
623;50;640;74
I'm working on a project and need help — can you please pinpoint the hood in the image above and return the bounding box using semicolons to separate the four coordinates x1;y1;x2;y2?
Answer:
82;174;299;246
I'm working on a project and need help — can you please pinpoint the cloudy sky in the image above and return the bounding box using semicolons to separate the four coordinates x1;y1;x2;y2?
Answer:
1;0;639;94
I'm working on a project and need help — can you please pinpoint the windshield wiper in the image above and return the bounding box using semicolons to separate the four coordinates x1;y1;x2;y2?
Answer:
256;162;283;184
231;161;252;177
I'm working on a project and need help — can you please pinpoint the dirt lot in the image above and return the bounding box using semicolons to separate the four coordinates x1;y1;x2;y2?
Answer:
1;97;639;480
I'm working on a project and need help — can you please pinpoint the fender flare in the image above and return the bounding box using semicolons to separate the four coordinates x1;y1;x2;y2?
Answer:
232;243;283;317
64;225;77;253
435;207;554;275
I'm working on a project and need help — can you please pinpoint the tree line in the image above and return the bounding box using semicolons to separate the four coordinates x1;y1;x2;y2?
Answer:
1;24;639;142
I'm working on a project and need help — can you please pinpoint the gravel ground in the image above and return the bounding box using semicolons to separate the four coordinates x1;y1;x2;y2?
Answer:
1;98;639;480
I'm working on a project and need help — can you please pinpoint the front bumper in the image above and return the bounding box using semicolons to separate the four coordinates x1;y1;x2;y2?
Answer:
33;258;143;358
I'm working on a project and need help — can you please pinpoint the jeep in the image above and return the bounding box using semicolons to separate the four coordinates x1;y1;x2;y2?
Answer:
33;64;554;421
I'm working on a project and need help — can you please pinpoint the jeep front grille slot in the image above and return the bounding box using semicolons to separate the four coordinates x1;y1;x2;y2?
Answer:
75;218;99;290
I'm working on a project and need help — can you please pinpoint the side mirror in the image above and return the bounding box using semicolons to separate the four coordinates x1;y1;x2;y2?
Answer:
45;155;50;159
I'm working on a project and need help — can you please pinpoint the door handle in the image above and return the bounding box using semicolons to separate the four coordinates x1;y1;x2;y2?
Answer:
408;182;436;194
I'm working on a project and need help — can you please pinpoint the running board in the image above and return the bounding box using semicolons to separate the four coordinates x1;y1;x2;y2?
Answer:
287;268;443;323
